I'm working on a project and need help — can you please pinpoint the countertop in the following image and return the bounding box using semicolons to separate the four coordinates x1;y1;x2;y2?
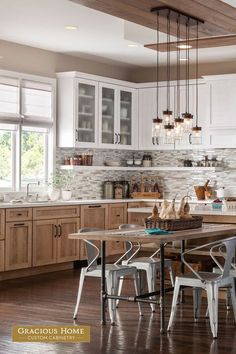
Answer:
127;207;236;217
0;198;213;209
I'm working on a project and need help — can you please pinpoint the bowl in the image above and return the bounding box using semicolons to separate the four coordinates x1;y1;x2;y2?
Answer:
134;159;142;166
126;160;133;166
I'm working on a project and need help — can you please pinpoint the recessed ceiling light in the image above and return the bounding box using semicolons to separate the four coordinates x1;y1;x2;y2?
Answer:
128;43;138;48
65;25;77;30
177;44;192;49
180;58;188;61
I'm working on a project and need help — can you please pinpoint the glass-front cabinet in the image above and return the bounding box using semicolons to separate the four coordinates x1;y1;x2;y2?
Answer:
76;79;98;147
99;84;137;149
57;72;137;149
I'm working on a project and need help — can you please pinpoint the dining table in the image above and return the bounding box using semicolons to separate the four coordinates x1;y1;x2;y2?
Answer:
69;223;236;333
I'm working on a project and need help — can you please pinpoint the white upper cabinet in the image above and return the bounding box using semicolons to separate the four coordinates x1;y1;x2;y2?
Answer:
204;74;236;148
99;83;138;149
57;72;137;149
57;75;99;148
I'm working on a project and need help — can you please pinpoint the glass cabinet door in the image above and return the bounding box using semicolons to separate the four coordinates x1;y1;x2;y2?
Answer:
119;90;132;146
101;87;115;145
77;82;96;144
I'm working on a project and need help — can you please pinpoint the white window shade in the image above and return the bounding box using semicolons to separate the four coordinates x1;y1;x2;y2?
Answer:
21;80;53;128
0;76;20;119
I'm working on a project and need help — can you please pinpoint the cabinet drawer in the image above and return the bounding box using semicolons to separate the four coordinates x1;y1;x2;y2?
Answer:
6;208;32;222
0;209;5;240
33;206;80;220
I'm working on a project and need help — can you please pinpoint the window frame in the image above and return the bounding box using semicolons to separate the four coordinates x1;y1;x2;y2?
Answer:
0;70;56;192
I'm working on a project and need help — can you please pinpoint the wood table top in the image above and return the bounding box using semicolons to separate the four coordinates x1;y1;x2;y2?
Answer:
69;223;236;244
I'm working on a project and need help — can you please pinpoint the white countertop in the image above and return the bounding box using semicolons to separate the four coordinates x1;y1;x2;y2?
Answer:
127;207;236;217
0;197;216;209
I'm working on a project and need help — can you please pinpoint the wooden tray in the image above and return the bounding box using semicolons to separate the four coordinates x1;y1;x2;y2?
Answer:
145;216;203;231
131;192;161;199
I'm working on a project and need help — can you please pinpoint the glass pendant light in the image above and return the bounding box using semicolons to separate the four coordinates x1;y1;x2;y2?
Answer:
182;19;193;133
190;21;202;145
174;14;184;142
152;11;163;145
164;10;174;144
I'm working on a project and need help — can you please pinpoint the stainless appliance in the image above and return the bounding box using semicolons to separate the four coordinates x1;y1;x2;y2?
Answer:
121;181;130;199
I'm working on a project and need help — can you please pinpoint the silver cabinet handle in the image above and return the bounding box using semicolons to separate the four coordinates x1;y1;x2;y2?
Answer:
117;133;121;144
114;133;118;144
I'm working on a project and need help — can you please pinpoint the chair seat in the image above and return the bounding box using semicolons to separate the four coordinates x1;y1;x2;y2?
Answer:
87;264;137;277
177;271;233;285
128;256;172;266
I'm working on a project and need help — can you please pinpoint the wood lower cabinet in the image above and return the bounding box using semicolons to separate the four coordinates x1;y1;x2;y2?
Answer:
33;218;80;266
127;212;149;226
107;203;127;256
33;219;57;267
5;221;32;270
108;203;127;229
0;209;5;240
80;204;108;259
57;218;80;263
0;240;4;271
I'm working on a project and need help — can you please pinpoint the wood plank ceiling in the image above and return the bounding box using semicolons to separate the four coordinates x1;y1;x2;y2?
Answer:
70;0;236;39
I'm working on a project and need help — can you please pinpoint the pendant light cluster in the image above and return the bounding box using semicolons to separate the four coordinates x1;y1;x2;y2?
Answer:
152;7;203;146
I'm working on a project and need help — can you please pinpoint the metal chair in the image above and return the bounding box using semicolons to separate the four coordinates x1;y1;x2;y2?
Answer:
167;236;236;338
73;228;142;324
116;224;175;312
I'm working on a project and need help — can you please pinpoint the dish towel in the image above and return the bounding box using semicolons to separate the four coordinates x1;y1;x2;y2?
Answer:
145;228;173;235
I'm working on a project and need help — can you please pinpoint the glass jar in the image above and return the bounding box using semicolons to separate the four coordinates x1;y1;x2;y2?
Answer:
114;183;123;199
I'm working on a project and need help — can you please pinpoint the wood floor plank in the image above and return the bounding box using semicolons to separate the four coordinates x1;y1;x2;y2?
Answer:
0;269;236;353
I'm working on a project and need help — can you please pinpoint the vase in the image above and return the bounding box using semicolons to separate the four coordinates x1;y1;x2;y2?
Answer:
61;189;72;201
48;188;60;201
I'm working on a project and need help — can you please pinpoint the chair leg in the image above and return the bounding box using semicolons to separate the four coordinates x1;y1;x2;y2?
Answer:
226;288;232;310
206;283;218;339
146;266;157;312
106;274;117;325
133;272;143;316
73;268;86;320
229;281;236;323
193;287;202;321
116;276;124;308
169;264;175;287
167;279;181;331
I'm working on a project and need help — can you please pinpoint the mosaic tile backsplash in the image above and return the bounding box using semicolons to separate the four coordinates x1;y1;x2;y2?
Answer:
57;148;236;199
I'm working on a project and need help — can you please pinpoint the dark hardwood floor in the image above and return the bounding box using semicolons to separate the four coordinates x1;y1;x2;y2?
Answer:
0;268;236;354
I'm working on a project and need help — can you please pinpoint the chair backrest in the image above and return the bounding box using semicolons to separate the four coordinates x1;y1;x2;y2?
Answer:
117;224;141;262
210;236;236;279
78;228;102;270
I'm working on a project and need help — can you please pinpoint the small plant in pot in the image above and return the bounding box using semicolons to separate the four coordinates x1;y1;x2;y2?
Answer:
47;171;73;201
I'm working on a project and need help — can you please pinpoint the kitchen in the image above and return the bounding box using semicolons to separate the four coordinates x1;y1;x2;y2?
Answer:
1;0;236;353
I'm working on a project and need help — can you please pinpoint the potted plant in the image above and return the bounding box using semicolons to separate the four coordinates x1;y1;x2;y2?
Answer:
47;171;72;201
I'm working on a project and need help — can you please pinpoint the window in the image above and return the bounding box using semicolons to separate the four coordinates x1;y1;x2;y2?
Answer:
0;71;56;191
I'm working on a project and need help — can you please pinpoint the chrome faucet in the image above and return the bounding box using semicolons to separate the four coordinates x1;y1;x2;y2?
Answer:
26;181;40;199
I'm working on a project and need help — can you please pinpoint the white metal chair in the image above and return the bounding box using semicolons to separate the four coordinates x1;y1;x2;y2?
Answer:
73;228;142;324
116;224;175;312
167;236;236;338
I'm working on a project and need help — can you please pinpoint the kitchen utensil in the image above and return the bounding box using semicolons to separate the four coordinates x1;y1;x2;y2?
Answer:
194;180;210;200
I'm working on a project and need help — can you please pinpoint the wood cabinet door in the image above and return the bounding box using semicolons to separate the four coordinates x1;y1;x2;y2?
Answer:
127;212;149;226
80;204;108;260
5;221;32;271
33;219;57;266
0;209;5;240
57;218;80;263
0;240;4;271
108;203;127;229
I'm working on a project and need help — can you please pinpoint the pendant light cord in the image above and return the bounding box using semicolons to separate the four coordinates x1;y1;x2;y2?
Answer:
196;21;199;126
177;15;180;117
166;10;171;111
156;11;159;117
